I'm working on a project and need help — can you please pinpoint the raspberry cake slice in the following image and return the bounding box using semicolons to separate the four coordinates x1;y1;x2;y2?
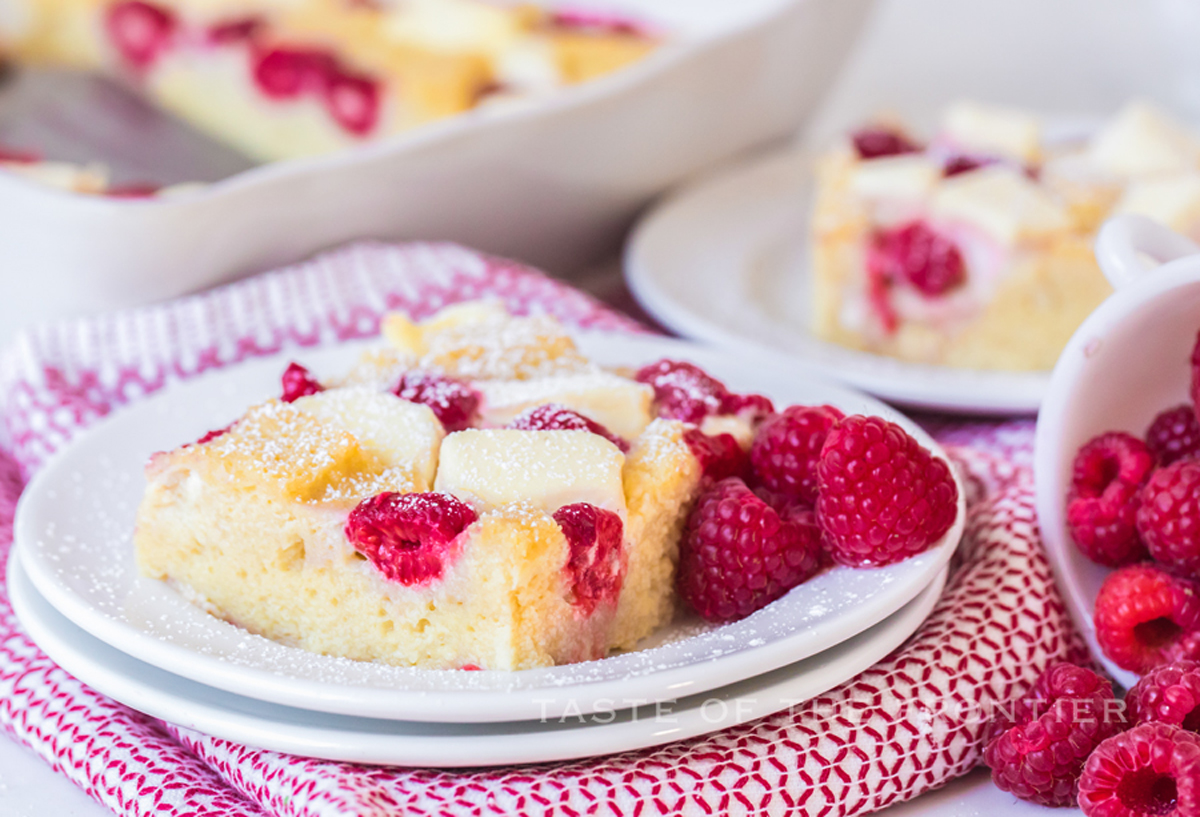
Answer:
811;101;1200;370
133;303;777;669
4;0;659;161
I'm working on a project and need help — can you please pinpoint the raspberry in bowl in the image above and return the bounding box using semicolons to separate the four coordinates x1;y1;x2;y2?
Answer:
1035;213;1200;687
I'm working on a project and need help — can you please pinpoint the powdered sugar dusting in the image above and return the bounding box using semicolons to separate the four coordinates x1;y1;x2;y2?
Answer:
211;401;358;493
421;313;590;380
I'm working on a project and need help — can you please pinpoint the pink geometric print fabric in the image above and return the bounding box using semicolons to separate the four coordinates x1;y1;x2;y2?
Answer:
0;242;1087;817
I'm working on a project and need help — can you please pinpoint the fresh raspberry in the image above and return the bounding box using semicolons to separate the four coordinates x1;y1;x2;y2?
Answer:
105;0;176;70
749;404;845;505
868;221;967;298
816;415;958;567
324;70;380;135
1147;405;1200;466
1078;722;1200;817
395;371;480;432
552;503;624;615
677;478;821;623
851;127;922;160
193;423;234;446
1191;331;1200;423
755;496;833;570
983;663;1125;807
508;404;627;451
635;359;727;423
281;362;323;403
1093;564;1200;674
1067;432;1155;567
252;47;334;98
1138;460;1200;575
942;153;1000;176
719;392;775;424
344;492;477;585
683;428;750;484
1127;661;1200;733
206;16;263;43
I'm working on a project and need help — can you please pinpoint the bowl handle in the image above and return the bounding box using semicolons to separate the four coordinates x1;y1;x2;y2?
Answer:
1095;214;1200;289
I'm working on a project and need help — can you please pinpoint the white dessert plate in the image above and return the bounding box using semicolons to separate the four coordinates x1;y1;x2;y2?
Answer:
14;332;964;723
9;550;947;766
625;147;1050;415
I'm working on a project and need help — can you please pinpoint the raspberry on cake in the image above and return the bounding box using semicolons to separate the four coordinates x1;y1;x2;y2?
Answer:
811;101;1200;370
3;0;660;162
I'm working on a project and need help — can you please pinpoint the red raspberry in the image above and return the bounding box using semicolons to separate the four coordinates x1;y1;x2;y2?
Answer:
508;404;627;451
281;362;323;403
106;1;176;70
719;392;775;424
683;428;750;484
983;663;1125;807
1127;661;1200;733
193;423;234;446
942;153;1000;176
206;17;263;43
677;478;821;623
395;371;480;432
868;221;967;297
851;126;922;160
552;503;624;615
749;405;845;505
816;415;958;567
1094;564;1200;674
252;47;334;98
635;359;727;423
1078;722;1200;817
1138;460;1200;575
344;492;477;585
1191;330;1200;423
323;70;380;136
756;497;834;570
1147;405;1200;466
1067;432;1154;567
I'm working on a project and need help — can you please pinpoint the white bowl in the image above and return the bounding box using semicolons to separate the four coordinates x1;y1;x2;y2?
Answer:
1035;214;1200;689
0;0;873;334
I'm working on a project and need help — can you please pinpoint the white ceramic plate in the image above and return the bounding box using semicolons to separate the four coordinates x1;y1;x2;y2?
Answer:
625;148;1050;415
9;551;947;766
15;332;964;723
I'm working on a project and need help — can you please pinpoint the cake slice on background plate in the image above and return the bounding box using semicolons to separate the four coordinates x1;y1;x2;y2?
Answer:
2;0;659;161
810;101;1200;370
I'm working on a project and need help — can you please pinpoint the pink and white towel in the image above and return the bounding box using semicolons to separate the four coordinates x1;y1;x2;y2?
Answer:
0;242;1087;817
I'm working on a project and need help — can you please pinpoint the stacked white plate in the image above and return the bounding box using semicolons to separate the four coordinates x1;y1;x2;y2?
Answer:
11;333;962;767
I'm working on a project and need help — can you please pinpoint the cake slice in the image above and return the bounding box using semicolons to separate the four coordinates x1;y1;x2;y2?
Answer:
810;101;1200;370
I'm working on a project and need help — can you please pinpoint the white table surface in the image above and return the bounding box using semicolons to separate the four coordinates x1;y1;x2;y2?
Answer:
3;0;1173;811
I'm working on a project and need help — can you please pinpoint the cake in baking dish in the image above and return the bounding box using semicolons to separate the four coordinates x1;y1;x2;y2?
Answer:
810;101;1200;370
133;302;769;670
1;0;659;161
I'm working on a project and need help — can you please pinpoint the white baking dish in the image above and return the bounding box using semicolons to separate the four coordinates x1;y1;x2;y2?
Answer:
0;0;873;333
